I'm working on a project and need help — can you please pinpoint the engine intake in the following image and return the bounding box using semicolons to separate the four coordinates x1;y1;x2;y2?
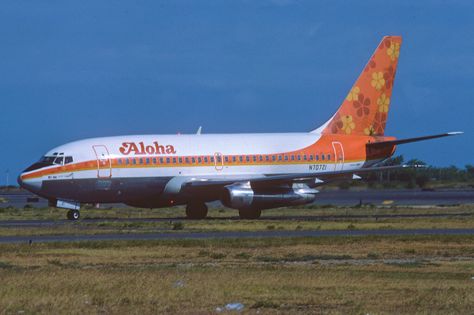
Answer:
221;183;318;210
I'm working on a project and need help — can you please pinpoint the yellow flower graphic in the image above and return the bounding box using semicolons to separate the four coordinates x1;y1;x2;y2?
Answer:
346;86;360;102
387;42;400;61
364;125;375;136
371;72;385;91
377;93;390;113
341;115;355;134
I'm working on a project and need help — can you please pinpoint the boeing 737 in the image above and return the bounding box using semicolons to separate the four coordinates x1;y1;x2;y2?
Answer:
18;36;462;220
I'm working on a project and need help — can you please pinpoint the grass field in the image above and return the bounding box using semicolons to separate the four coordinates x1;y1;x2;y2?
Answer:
0;205;473;314
0;236;473;314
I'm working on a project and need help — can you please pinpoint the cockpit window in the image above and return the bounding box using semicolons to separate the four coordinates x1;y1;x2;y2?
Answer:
54;156;64;165
23;154;74;172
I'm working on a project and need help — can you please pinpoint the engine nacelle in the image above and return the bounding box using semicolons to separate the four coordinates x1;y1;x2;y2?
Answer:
221;183;318;210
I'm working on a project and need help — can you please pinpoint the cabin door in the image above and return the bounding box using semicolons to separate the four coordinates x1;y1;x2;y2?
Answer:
92;145;112;178
332;142;344;171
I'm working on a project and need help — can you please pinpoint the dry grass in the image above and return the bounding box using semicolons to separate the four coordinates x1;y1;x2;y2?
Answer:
0;236;473;314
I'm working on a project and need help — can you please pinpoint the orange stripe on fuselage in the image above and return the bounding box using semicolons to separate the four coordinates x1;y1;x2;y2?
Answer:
21;134;395;180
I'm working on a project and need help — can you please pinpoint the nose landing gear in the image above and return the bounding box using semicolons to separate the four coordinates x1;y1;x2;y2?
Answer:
66;209;80;220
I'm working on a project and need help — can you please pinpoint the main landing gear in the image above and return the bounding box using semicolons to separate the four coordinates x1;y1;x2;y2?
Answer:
66;209;80;220
238;209;261;220
185;202;208;219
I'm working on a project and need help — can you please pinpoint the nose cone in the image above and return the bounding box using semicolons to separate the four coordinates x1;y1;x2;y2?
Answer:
17;175;23;187
17;173;42;193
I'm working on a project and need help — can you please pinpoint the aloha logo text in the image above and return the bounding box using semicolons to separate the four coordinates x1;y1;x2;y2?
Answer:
119;142;177;155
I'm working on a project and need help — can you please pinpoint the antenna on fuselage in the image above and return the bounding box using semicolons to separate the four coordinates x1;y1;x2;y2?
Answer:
196;126;202;135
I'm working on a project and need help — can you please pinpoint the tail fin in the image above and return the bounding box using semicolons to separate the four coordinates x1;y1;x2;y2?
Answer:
312;36;402;136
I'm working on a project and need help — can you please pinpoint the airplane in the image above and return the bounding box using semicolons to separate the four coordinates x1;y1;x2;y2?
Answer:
18;36;462;220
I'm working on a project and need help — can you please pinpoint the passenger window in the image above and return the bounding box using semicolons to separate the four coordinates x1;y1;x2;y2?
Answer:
246;156;250;162
198;157;202;163
259;156;263;161
291;155;295;161
159;157;164;164
139;158;143;164
239;156;243;162
117;159;122;165
322;154;325;161
153;158;157;164
210;157;215;163
272;155;276;161
166;158;170;163
232;156;236;163
192;157;196;163
253;156;256;162
278;155;282;161
179;157;182;163
146;158;150;164
265;156;269;161
185;157;189;163
284;155;288;161
309;155;313;161
297;155;301;161
133;159;137;165
173;158;177;163
204;157;208;163
303;155;307;160
327;154;331;160
316;155;319;161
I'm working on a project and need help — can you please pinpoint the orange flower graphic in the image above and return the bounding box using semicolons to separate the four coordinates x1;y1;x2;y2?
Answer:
364;125;375;136
354;93;371;117
377;93;390;113
346;86;360;102
371;72;385;91
387;42;400;61
341;115;355;134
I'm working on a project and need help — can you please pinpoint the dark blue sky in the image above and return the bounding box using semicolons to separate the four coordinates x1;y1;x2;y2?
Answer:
1;0;473;184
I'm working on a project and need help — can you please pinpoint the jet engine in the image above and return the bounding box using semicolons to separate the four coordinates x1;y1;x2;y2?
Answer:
221;183;318;210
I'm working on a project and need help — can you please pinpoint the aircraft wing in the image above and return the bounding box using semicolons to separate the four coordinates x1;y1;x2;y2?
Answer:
182;164;415;191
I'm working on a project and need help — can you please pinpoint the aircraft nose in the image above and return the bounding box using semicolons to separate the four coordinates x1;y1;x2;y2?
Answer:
17;175;23;188
17;173;42;193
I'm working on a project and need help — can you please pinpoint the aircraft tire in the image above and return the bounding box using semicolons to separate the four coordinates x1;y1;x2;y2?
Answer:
238;209;261;220
67;209;80;220
185;202;208;220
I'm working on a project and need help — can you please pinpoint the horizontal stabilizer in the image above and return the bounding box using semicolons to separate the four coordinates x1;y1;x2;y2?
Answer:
367;132;463;148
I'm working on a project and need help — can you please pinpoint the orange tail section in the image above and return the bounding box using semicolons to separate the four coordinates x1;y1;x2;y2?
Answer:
313;36;402;136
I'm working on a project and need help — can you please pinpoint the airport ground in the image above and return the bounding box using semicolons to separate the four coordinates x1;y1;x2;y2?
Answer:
0;191;474;314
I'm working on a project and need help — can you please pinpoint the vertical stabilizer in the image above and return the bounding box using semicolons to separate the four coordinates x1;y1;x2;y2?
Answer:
312;36;402;136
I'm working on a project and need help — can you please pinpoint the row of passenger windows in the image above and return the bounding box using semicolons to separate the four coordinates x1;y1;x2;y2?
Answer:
116;153;332;166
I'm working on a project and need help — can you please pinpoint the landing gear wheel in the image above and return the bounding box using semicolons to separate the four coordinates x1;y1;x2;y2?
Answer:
185;202;208;219
238;209;261;220
66;209;80;220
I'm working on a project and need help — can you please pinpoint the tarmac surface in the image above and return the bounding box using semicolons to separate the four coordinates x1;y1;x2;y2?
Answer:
1;228;474;244
1;188;473;244
2;188;474;208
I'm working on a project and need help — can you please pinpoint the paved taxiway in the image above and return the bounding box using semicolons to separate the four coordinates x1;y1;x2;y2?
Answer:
1;228;474;244
0;211;472;228
2;188;474;208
